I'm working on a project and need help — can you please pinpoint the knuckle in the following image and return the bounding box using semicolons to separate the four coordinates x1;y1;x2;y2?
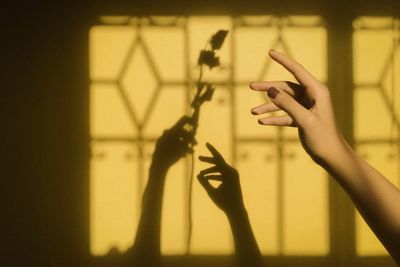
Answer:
297;62;305;70
317;85;330;97
274;92;289;106
285;80;296;86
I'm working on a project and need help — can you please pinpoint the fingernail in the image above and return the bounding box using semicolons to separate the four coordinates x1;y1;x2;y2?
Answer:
251;109;257;115
249;82;255;89
258;119;264;124
267;87;279;99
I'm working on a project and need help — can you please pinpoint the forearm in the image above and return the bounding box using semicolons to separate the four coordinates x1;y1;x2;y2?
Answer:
227;208;265;267
131;162;167;256
324;140;400;263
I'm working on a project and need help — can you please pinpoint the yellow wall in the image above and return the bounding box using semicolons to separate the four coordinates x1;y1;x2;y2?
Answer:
89;15;400;257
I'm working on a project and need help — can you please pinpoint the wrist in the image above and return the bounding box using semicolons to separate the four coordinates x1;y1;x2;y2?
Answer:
150;159;169;174
148;162;169;186
320;137;360;183
313;131;351;168
226;205;247;221
327;137;354;165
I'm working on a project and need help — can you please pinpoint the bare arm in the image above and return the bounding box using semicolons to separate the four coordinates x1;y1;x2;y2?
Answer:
250;49;400;264
326;143;400;259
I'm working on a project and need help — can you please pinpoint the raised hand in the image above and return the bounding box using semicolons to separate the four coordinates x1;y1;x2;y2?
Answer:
250;50;400;264
250;49;346;166
153;116;195;169
197;143;245;216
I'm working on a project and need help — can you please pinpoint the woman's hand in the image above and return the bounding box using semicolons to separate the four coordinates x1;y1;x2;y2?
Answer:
250;49;348;166
198;143;245;216
250;50;400;264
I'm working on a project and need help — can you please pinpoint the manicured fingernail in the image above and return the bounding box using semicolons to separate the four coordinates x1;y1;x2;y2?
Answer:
251;109;257;115
258;119;264;124
269;49;277;55
267;87;279;99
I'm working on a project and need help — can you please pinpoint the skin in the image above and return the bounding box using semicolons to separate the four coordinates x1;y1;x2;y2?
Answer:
250;49;400;264
198;143;265;267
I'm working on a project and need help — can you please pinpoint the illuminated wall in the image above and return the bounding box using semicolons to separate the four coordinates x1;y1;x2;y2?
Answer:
89;16;328;256
89;15;400;259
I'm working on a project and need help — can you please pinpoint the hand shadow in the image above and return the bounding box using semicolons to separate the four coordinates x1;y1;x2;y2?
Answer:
198;143;244;216
109;76;213;267
121;115;196;267
152;115;196;171
198;143;265;267
120;79;214;266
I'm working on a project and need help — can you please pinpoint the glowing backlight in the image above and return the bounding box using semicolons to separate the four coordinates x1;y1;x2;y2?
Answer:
90;15;329;256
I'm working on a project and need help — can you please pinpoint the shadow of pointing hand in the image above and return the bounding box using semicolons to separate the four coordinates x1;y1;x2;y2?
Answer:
153;116;196;170
198;142;245;216
198;143;265;267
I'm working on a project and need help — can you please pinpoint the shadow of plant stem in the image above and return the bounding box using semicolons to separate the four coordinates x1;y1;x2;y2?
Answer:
186;29;229;254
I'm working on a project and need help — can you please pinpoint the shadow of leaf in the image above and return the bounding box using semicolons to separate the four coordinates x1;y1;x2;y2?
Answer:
211;30;229;50
198;50;219;69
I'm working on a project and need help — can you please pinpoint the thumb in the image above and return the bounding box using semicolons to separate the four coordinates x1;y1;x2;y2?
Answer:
266;87;309;127
197;175;216;198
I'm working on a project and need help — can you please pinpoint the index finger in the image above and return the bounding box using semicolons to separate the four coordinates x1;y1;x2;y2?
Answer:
199;155;216;164
205;143;225;164
268;50;321;95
